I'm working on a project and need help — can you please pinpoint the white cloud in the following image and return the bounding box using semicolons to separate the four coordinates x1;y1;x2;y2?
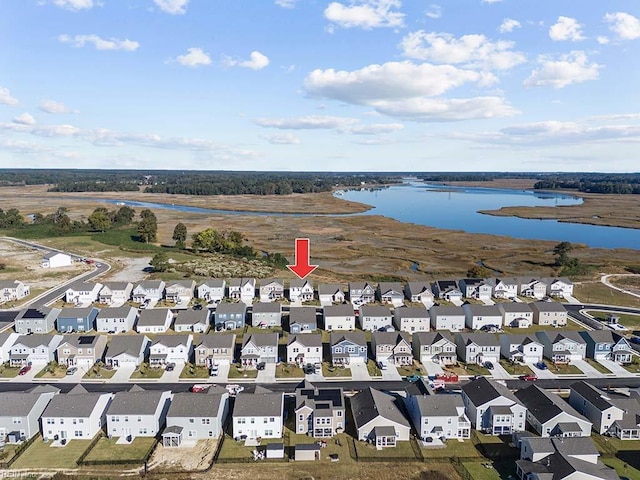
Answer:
153;0;189;15
59;34;139;51
32;124;82;137
39;99;74;114
524;51;600;89
372;96;518;121
549;16;585;42
399;31;525;70
499;18;521;33
275;0;297;8
261;133;301;144
254;115;358;130
346;123;404;134
425;4;441;19
175;48;212;67
597;36;610;45
324;0;405;30
224;51;270;70
13;113;35;126
45;0;96;11
604;12;640;40
501;121;640;144
0;86;19;106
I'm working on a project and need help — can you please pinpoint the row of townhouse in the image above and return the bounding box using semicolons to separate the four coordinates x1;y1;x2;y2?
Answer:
434;277;574;301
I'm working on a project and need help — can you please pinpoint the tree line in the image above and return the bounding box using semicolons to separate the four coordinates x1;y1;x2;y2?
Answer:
534;173;640;194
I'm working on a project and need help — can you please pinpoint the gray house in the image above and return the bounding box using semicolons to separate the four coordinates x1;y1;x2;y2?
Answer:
289;306;318;333
106;386;172;438
96;306;137;333
412;331;457;365
251;302;282;328
330;331;367;366
318;284;345;305
579;331;634;364
173;309;210;333
240;333;279;368
294;381;345;438
536;331;587;363
0;386;59;442
163;388;229;446
531;301;568;326
214;302;247;330
14;307;60;334
455;332;500;365
104;335;150;368
376;282;405;305
56;307;99;333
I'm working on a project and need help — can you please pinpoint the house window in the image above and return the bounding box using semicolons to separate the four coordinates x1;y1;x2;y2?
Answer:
336;411;343;417
264;418;268;424
250;418;255;424
12;418;22;424
270;418;275;423
202;418;210;425
190;418;195;423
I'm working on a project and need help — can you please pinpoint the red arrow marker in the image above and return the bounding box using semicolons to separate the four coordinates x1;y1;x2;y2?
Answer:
287;238;318;280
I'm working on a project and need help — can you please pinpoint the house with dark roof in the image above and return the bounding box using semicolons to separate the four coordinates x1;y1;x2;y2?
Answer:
413;331;457;365
106;386;172;438
463;304;503;330
323;304;355;331
287;334;322;365
289;306;318;333
359;304;392;332
536;331;586;363
64;282;102;306
579;331;634;364
497;302;534;328
232;387;284;440
136;308;174;334
0;386;59;442
458;278;492;301
56;307;99;333
371;331;412;366
289;279;314;303
348;282;375;306
104;335;150;368
14;307;60;334
251;301;282;328
318;284;345;305
98;281;133;306
149;334;193;367
500;334;544;364
163;388;229;446
330;331;367;366
194;334;236;367
197;279;226;304
404;281;434;306
376;282;405;305
9;334;63;367
96;306;137;333
214;302;246;330
350;387;411;448
429;305;466;332
515;384;592;437
173;309;210;333
132;280;165;303
240;333;278;368
531;301;568;327
455;332;500;365
56;334;107;368
294;381;345;438
40;385;112;442
461;377;527;435
405;391;471;441
432;280;463;302
393;305;430;333
259;278;285;302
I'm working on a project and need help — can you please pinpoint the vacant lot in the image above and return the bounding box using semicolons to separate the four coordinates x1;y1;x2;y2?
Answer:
149;439;218;471
574;282;640;309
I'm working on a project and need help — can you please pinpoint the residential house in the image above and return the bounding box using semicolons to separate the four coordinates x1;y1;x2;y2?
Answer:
461;377;527;435
359;305;393;332
136;308;174;334
228;277;256;303
515;385;592;437
371;331;412;366
498;303;534;328
41;385;112;442
518;278;548;299
259;278;285;302
350;387;411;448
545;278;575;298
516;436;620;480
41;252;72;268
95;306;137;333
64;282;102;306
289;306;318;333
232;387;284;440
405;392;471;441
348;282;375;306
197;279;226;304
194;334;236;368
56;307;99;333
393;305;430;333
499;334;544;364
432;280;463;302
287;334;323;365
487;277;519;300
579;331;634;364
56;334;107;368
132;280;165;304
463;304;503;330
9;334;63;367
569;381;640;438
214;302;246;330
458;279;493;300
536;331;587;363
14;307;60;334
455;333;500;365
317;284;345;305
0;280;30;304
97;282;133;306
531;301;568;327
240;333;279;368
165;280;196;304
251;302;282;328
173;309;210;333
104;335;150;369
0;386;59;442
330;331;367;366
429;305;466;332
149;334;193;367
163;388;229;446
294;381;345;438
106;386;172;438
412;332;457;366
289;279;314;303
0;332;19;364
404;281;435;306
323;304;356;331
376;282;405;306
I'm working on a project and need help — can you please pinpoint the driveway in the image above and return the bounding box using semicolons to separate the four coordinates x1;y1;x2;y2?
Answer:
597;358;633;376
11;364;43;382
350;361;372;381
563;295;581;304
381;364;402;381
450;298;463;306
481;299;496;306
489;362;513;380
421;360;444;376
210;363;230;383
109;365;135;383
161;363;184;382
572;359;604;378
61;366;87;382
525;362;557;379
256;363;276;383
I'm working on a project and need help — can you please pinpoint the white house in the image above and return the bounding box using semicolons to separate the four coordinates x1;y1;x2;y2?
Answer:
173;309;209;333
65;282;102;306
232;387;284;440
165;280;196;305
228;277;256;304
350;387;411;448
9;334;63;367
412;332;457;366
429;305;466;332
488;277;519;299
259;278;285;302
0;280;30;304
149;334;193;367
41;252;72;269
323;304;356;331
499;334;544;364
106;387;172;438
98;282;133;306
197;279;226;304
405;393;471;441
289;279;314;303
404;281;435;306
377;282;405;306
0;332;19;364
136;308;174;334
455;333;500;365
317;284;345;305
104;335;150;369
286;334;323;365
132;280;166;303
348;282;375;306
96;306;138;333
0;386;59;443
393;305;430;333
497;303;533;328
518;278;548;299
359;305;393;332
163;389;229;446
463;304;503;330
41;385;113;442
544;278;575;298
459;279;493;301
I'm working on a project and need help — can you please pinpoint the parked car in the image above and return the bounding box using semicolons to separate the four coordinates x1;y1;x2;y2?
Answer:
535;361;548;370
405;374;423;383
19;365;31;375
193;304;203;311
483;361;494;370
256;362;266;371
165;362;176;372
210;364;219;376
376;361;387;370
66;367;78;375
629;336;640;345
303;364;315;374
191;384;209;393
519;374;537;381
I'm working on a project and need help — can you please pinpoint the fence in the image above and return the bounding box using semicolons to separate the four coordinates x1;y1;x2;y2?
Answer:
77;437;158;467
0;433;40;469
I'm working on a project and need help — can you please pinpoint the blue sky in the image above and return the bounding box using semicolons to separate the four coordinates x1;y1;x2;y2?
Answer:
1;0;639;172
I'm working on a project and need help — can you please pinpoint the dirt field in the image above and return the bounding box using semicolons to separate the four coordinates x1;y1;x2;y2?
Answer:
149;439;218;471
106;256;152;283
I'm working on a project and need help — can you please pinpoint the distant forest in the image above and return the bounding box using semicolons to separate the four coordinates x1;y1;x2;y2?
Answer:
0;169;400;196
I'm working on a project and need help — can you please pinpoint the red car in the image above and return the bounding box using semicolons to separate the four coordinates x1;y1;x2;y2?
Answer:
520;374;537;381
18;365;31;375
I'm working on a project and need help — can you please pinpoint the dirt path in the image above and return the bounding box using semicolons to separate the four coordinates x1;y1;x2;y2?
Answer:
104;256;152;283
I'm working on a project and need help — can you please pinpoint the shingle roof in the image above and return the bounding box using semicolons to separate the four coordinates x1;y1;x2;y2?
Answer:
135;280;164;290
372;331;411;346
173;309;209;326
13;334;56;349
137;308;172;327
42;390;109;418
406;282;432;296
233;390;283;417
429;306;465;317
378;282;403;294
252;302;282;314
242;332;278;348
317;284;344;296
288;333;322;348
59;334;102;349
330;331;366;346
289;307;317;324
463;304;502;317
289;279;313;289
394;305;429;319
107;390;170;415
215;303;247;315
196;333;235;349
350;387;410;430
515;385;589;425
360;305;392;317
167;392;225;418
531;301;568;313
323;304;355;317
0;392;51;416
412;394;463;417
413;331;454;346
106;335;148;358
498;302;533;313
96;306;136;319
456;332;499;347
200;279;225;288
100;282;132;291
152;334;191;348
461;377;520;407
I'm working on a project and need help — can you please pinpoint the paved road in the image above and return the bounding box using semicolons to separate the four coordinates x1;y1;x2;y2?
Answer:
566;303;640;331
601;274;640;299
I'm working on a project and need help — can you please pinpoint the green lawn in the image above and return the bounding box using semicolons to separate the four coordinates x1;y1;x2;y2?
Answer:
499;360;534;376
83;366;117;379
366;359;382;377
83;436;157;463
585;311;640;329
228;365;258;379
543;360;583;375
462;363;491;376
503;320;584;334
623;358;640;374
0;365;21;378
286;431;354;464
396;362;425;377
574;283;640;309
471;432;519;461
216;434;256;461
584;358;612;374
602;457;640;480
0;444;20;462
11;438;92;469
129;363;165;379
179;363;210;379
421;439;482;459
275;363;305;379
322;362;351;378
352;439;418;459
34;363;68;379
462;461;504;480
